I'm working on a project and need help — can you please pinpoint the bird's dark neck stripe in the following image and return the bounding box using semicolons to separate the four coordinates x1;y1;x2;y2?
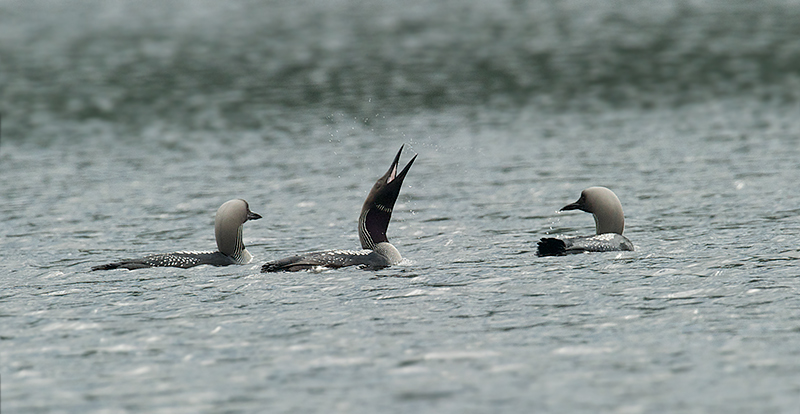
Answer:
359;207;391;250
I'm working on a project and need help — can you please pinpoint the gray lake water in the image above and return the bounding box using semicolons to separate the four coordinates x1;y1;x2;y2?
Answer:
3;0;800;413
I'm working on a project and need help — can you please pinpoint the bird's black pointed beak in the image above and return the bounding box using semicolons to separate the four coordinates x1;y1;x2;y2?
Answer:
560;194;587;212
560;202;581;211
385;144;417;186
247;210;262;221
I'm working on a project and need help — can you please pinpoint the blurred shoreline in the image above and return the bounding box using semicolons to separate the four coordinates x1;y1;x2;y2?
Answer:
2;0;800;139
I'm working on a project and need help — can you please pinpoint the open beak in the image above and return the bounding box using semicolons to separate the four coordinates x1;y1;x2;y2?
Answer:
385;144;417;185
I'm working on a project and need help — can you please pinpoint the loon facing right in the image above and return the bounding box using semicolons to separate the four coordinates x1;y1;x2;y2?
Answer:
92;199;261;270
262;145;416;272
537;186;634;256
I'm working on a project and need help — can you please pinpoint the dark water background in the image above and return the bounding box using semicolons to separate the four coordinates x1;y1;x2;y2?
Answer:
2;0;800;412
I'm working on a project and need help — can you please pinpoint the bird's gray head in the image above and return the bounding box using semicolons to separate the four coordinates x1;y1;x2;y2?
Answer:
359;145;417;250
215;199;262;259
560;186;625;235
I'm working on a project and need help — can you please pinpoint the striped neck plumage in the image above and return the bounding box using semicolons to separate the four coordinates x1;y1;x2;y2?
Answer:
359;197;396;250
215;199;260;264
359;209;373;250
357;145;416;250
228;225;251;264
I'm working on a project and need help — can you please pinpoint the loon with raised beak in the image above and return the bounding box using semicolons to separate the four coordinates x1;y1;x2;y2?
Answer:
92;199;262;270
537;186;634;256
262;145;416;272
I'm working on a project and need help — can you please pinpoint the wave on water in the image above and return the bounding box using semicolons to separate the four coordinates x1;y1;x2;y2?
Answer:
3;0;800;137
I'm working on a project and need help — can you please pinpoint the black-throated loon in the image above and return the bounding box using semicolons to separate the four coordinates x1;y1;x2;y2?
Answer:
537;186;634;256
262;145;417;272
92;199;262;270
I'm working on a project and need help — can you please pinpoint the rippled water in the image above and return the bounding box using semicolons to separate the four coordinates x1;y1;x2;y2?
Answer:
3;0;800;413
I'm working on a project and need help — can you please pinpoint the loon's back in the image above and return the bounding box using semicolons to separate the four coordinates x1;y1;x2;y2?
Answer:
92;251;237;270
262;248;394;272
537;233;633;256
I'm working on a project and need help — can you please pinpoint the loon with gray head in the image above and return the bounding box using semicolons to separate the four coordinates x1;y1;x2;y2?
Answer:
262;145;416;272
92;199;262;270
537;186;634;256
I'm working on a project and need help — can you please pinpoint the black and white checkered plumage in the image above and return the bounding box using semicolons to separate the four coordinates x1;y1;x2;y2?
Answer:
261;248;394;272
537;233;634;256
